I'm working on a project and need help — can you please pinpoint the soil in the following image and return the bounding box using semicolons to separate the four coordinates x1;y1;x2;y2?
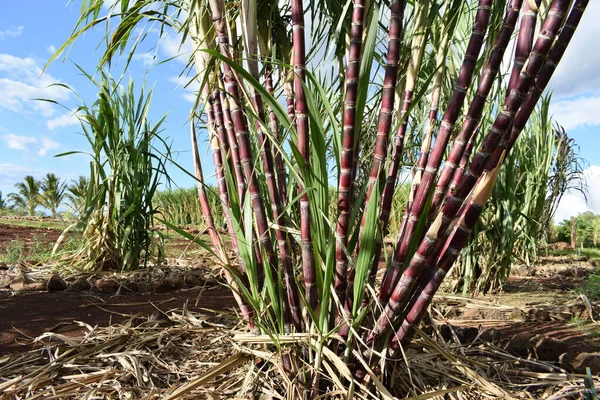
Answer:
0;222;62;249
0;220;237;355
0;286;236;355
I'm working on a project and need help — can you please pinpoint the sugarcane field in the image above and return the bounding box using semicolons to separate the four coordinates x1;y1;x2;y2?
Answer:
1;0;599;398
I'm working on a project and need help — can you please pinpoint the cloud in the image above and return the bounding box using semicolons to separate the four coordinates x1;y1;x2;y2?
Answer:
47;44;56;54
2;133;61;156
169;75;200;103
46;110;81;130
0;26;24;40
133;52;155;66
2;134;37;152
548;1;600;99
550;96;600;130
38;136;60;156
0;53;71;117
160;33;193;64
554;165;600;222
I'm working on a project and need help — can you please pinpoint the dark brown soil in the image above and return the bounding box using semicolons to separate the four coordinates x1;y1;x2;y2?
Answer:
0;286;236;355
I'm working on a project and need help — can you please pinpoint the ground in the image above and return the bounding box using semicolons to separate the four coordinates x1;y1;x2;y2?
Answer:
1;217;600;397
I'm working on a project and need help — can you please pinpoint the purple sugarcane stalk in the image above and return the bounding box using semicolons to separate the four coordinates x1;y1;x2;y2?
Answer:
291;0;317;311
443;0;570;223
389;0;589;346
191;119;255;328
240;11;302;330
394;0;589;334
428;0;523;219
218;78;246;204
355;0;404;281
266;66;288;206
209;0;280;295
448;135;475;196
507;0;540;96
379;0;494;306
371;0;573;346
377;0;429;242
334;0;367;312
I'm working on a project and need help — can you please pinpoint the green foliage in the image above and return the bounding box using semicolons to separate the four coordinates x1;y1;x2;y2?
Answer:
7;176;41;216
65;176;89;216
57;72;169;272
154;187;221;227
39;173;67;218
556;212;600;248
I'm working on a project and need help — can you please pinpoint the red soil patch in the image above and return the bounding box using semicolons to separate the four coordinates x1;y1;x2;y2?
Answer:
0;222;62;249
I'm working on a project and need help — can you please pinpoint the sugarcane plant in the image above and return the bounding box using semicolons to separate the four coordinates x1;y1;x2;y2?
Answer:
54;72;170;272
57;0;589;395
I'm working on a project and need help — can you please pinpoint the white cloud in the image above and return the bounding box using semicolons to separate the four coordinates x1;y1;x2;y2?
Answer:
38;136;61;156
169;75;200;103
2;133;61;156
554;165;600;222
2;133;37;152
549;1;600;99
133;52;155;66
0;26;24;40
160;33;193;64
46;110;81;130
0;53;71;117
550;96;600;130
47;44;56;54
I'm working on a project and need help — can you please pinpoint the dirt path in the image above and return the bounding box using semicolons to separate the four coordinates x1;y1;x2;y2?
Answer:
0;286;236;355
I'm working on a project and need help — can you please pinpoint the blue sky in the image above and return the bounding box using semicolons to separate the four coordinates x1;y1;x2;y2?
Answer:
0;1;598;222
0;1;204;201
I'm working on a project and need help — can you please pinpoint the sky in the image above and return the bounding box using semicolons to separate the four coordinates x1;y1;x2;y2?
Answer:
0;1;598;223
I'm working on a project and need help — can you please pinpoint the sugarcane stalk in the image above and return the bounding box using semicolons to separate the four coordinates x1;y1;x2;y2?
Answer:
391;156;503;346
428;0;523;218
444;0;570;221
402;0;461;248
191;119;254;328
265;66;288;206
218;78;246;204
240;0;301;330
291;0;317;311
354;0;405;283
209;0;280;296
507;0;540;95
379;0;494;305
334;0;367;312
378;0;429;241
371;0;573;345
448;135;475;196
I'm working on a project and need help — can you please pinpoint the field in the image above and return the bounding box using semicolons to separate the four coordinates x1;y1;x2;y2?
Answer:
1;217;600;398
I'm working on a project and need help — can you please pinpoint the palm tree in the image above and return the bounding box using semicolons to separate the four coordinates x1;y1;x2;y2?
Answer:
40;173;67;218
8;176;41;216
65;175;89;215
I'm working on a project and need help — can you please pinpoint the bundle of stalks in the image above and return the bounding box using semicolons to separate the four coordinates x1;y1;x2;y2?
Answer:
56;0;590;396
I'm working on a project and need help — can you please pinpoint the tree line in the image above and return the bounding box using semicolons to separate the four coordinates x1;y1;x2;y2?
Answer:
0;174;88;218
